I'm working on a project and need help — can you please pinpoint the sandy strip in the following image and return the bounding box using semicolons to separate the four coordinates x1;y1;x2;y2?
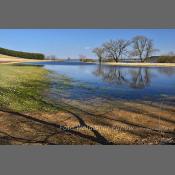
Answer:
99;62;175;67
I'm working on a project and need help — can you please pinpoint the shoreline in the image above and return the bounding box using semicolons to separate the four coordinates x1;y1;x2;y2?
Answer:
1;56;175;67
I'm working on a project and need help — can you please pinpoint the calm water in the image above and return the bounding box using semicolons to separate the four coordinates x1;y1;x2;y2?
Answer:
25;61;175;103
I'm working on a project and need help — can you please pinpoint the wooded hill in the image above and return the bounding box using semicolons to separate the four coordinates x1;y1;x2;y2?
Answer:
0;47;45;60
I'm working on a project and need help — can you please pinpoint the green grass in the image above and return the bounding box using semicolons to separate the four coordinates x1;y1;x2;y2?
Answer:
0;64;57;112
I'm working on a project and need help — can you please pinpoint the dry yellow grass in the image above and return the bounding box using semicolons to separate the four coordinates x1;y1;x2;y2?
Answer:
0;54;51;64
1;98;175;145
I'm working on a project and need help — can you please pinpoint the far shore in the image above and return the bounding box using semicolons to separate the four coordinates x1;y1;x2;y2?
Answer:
1;55;175;67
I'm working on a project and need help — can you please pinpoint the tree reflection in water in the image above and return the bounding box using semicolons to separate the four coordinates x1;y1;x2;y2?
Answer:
93;64;152;89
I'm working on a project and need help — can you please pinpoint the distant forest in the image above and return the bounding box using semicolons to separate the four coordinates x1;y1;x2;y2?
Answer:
0;47;45;60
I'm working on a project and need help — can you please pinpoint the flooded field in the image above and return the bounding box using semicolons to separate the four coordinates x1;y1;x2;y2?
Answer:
2;61;173;145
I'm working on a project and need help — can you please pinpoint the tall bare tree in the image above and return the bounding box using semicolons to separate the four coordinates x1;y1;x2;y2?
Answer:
102;39;130;62
92;47;105;63
131;35;157;62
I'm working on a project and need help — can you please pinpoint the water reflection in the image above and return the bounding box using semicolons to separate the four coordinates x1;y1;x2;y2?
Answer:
93;65;152;89
26;61;175;101
158;67;175;76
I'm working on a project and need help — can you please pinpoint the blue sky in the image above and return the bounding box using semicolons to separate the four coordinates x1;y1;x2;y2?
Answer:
0;29;175;59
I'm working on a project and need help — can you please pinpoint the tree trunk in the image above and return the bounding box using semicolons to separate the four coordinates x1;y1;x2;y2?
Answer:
99;57;102;63
114;57;118;63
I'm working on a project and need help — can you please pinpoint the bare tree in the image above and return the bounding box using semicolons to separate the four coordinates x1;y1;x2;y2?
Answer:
92;47;105;63
131;36;157;62
103;39;130;62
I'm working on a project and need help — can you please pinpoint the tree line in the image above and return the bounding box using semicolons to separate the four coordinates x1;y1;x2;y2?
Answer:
92;35;158;63
0;47;45;60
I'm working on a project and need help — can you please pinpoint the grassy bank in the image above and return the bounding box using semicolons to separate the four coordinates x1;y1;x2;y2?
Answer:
0;64;56;112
